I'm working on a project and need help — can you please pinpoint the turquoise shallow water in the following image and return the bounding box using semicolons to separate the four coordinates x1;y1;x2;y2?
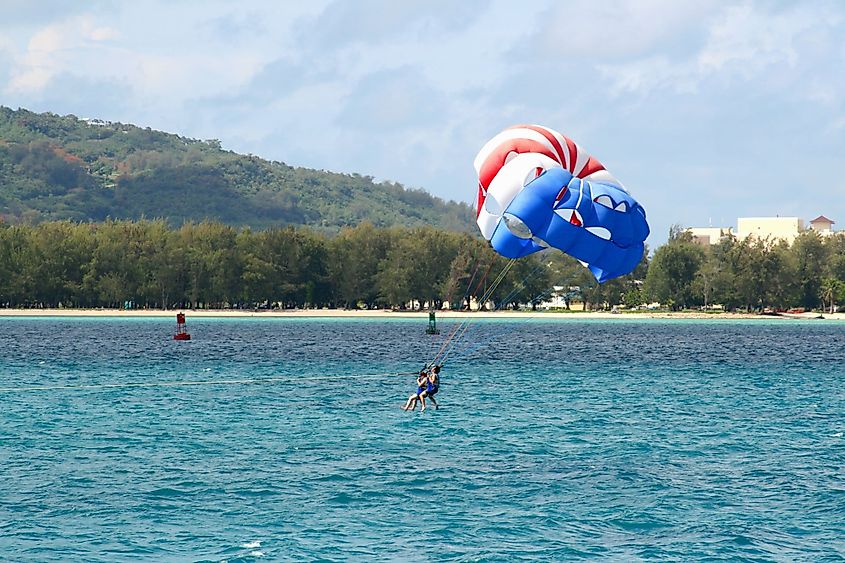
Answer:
1;317;844;561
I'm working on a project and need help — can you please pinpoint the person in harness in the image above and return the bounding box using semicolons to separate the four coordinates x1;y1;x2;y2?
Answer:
419;365;440;411
402;369;429;411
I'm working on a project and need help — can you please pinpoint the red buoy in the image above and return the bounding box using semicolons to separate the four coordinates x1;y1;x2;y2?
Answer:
173;312;191;340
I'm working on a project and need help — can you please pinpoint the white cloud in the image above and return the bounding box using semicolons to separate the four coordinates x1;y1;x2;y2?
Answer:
0;1;105;29
599;56;697;97
536;0;719;59
300;0;485;50
132;52;263;99
7;27;62;92
698;3;809;75
6;16;122;94
598;2;843;98
87;26;120;42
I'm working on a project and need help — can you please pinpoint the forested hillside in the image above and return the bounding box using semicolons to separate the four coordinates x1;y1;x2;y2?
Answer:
0;107;473;231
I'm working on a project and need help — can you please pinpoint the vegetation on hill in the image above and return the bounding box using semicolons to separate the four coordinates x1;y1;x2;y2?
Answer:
0;107;473;231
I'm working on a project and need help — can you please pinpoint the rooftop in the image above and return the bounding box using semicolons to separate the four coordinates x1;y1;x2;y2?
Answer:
810;215;835;224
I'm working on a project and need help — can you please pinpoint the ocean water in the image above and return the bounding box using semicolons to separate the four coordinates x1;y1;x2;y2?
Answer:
1;316;844;561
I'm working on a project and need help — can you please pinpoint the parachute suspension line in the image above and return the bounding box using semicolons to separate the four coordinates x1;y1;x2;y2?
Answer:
436;258;517;366
447;272;575;364
429;260;507;368
471;258;497;306
492;261;548;311
440;258;515;360
433;257;486;359
428;257;497;367
450;286;558;361
446;256;482;312
429;316;465;368
444;263;551;362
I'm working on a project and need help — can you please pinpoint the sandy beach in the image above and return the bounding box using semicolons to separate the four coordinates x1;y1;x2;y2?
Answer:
1;308;843;320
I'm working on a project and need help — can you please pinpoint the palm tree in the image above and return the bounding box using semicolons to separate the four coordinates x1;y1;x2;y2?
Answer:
820;278;844;314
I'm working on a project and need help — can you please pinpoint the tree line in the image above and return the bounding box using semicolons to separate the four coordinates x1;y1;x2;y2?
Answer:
1;220;843;312
0;220;552;310
643;227;845;312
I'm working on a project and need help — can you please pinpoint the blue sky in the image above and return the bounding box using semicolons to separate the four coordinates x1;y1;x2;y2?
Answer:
1;0;843;245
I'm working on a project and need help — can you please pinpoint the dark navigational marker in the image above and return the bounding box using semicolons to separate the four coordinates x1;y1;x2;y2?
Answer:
425;310;440;335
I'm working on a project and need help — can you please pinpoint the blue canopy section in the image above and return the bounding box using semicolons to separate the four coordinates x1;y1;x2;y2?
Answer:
489;168;649;282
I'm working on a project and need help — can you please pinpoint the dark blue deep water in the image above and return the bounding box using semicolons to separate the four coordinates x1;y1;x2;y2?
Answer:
1;317;844;561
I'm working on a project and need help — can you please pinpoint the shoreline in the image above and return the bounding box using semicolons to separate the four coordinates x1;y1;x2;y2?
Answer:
0;308;842;320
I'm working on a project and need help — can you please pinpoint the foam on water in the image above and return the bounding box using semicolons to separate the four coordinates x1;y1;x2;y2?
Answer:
1;317;844;560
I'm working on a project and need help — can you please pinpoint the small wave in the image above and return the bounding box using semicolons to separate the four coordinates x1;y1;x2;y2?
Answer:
250;551;264;558
145;487;190;498
833;432;843;438
241;541;261;549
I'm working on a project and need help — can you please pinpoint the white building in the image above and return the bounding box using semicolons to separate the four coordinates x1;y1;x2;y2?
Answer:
736;217;804;244
809;215;836;236
537;286;582;310
688;215;837;246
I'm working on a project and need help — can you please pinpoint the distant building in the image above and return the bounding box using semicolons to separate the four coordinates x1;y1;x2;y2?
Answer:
736;217;804;244
688;215;837;246
538;286;582;310
687;227;734;246
809;215;835;236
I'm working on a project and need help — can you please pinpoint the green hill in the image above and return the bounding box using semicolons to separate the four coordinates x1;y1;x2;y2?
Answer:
0;107;473;231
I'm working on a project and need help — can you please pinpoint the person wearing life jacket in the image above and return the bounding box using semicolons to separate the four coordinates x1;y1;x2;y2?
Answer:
402;370;429;411
419;365;440;411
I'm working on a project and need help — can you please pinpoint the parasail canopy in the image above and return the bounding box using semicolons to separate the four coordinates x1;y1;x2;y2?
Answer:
474;125;649;282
